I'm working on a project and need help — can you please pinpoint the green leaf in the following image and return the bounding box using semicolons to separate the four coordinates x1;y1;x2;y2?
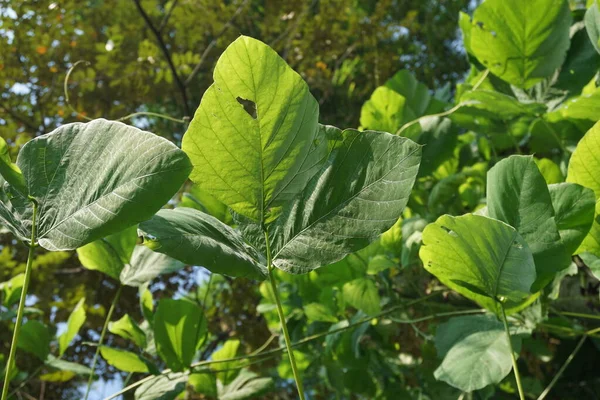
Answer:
367;254;396;275
271;128;421;274
76;226;137;280
189;373;217;397
99;346;153;373
154;299;206;371
586;1;600;54
417;117;458;177
434;315;523;392
360;86;410;133
548;183;596;255
119;245;185;287
134;372;187;400
487;156;571;291
550;89;600;121
534;158;564;184
58;297;86;356
555;26;600;94
182;36;326;223
211;339;241;385
304;303;338;323
0;273;25;307
0;136;26;195
17;320;51;361
218;369;274;400
109;314;147;348
343;278;381;316
139;207;266;280
567;121;600;256
10;119;192;251
420;214;536;314
469;0;571;88
180;183;231;224
384;70;433;117
45;355;92;375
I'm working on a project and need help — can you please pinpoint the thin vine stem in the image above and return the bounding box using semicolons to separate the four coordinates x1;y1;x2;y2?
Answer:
500;304;525;400
537;334;586;400
64;61;187;124
83;285;123;400
1;201;38;400
103;294;476;400
264;230;306;400
395;69;489;136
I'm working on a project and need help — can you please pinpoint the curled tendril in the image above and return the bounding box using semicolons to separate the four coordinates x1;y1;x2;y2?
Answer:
63;60;188;124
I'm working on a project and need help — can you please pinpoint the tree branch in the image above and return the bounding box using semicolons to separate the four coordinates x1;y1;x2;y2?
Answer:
185;0;249;86
132;0;192;117
158;0;179;33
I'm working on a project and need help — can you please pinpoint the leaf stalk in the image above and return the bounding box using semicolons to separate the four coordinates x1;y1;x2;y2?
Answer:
83;285;123;400
500;304;525;400
264;230;306;400
1;201;38;400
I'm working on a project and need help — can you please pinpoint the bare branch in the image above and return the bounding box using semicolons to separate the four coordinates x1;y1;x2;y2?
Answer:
185;0;249;86
133;0;192;117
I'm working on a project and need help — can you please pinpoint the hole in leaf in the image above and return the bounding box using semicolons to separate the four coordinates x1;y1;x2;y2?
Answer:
512;241;523;249
237;97;257;119
440;226;458;237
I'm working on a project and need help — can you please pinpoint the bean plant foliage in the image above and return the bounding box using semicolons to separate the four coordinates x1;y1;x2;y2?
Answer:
3;0;600;399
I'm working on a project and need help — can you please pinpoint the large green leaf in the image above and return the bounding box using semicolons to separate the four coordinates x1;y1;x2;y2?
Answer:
134;372;188;400
119;246;185;287
0;136;26;195
384;70;434;117
487;156;571;291
469;0;571;88
359;86;410;133
17;320;51;361
154;299;207;372
548;183;596;255
586;1;600;54
76;225;138;280
434;315;523;392
8;119;191;251
57;297;86;356
211;339;241;385
100;346;154;373
270;128;421;274
218;369;274;400
567;121;600;256
420;214;536;313
550;89;600;121
342;278;381;316
109;314;147;348
139;207;266;280
182;35;326;223
78;225;185;286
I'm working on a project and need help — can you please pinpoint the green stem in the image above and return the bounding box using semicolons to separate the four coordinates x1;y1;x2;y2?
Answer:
104;301;481;400
500;304;525;400
537;335;586;400
1;201;38;400
84;285;123;400
264;231;306;400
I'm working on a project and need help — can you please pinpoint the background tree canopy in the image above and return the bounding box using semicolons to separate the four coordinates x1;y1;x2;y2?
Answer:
3;0;600;399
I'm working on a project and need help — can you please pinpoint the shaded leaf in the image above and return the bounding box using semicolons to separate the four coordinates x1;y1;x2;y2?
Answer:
58;297;86;356
154;299;206;371
487;156;571;290
139;207;266;280
271;128;421;274
11;119;191;251
420;214;536;314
